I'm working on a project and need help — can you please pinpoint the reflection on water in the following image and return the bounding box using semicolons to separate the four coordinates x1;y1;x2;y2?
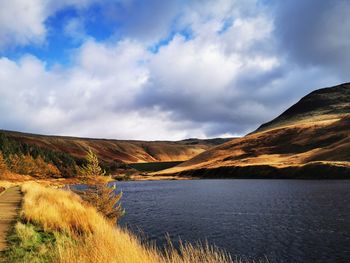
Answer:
114;179;350;263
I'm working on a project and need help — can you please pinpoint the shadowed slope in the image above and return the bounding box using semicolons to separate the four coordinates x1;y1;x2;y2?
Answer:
158;83;350;178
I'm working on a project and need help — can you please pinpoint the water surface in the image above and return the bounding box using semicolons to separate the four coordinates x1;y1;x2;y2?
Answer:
114;180;350;263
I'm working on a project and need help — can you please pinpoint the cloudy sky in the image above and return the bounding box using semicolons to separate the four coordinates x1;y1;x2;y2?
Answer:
0;0;348;140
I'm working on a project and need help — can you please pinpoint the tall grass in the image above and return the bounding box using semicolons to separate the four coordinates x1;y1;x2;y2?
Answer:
19;182;240;263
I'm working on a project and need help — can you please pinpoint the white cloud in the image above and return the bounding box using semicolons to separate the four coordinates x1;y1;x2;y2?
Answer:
0;0;98;49
150;35;239;95
0;0;47;48
0;0;346;140
137;10;283;135
221;16;273;53
0;39;202;140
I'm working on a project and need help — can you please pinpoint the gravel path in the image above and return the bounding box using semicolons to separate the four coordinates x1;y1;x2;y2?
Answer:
0;186;21;251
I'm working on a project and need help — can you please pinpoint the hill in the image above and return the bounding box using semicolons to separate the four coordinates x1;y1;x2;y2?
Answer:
0;129;230;177
0;130;230;163
157;83;350;178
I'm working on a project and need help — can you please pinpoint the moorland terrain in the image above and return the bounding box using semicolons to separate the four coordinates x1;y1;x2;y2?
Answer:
157;83;350;178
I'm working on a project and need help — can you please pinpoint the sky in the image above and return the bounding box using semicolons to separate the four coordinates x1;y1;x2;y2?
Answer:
0;0;349;140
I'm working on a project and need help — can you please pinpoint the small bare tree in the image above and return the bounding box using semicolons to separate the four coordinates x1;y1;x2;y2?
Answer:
79;148;105;177
77;148;124;223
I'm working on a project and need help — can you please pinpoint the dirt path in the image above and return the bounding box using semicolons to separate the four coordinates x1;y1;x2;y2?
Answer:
0;186;21;251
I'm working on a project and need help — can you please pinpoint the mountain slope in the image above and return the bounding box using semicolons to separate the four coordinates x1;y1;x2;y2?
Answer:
256;83;350;132
0;130;230;165
158;83;350;178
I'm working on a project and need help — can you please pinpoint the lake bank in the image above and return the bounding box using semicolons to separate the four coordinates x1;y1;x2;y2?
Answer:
0;182;240;263
155;162;350;179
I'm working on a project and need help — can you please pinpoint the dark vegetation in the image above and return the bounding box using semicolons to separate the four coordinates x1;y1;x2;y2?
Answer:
0;133;77;177
181;138;232;145
129;161;183;172
0;132;130;178
174;163;350;179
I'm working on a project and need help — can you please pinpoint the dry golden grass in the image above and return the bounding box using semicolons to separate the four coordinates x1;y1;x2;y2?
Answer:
20;182;239;263
0;172;115;190
0;171;33;182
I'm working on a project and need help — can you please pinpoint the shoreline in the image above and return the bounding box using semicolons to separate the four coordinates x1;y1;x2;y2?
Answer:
1;173;350;190
0;182;238;263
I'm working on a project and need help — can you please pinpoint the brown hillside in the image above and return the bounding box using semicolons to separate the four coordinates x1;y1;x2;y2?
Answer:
158;83;350;178
0;130;230;164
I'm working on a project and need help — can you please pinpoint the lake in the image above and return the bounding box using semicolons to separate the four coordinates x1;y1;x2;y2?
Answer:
114;180;350;263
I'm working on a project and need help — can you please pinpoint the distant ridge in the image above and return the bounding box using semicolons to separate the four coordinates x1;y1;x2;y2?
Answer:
0;129;230;165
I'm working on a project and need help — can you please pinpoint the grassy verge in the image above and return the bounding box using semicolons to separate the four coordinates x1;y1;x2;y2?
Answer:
0;174;114;189
1;222;71;263
1;182;241;263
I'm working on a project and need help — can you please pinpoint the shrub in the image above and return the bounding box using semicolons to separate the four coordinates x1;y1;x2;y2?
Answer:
77;184;124;223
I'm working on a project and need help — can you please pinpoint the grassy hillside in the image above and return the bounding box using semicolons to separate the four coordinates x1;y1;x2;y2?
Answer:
0;131;229;164
157;83;350;178
0;130;230;177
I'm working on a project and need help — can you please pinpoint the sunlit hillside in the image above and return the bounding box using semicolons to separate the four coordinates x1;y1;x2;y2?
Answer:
0;130;229;178
158;83;350;178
